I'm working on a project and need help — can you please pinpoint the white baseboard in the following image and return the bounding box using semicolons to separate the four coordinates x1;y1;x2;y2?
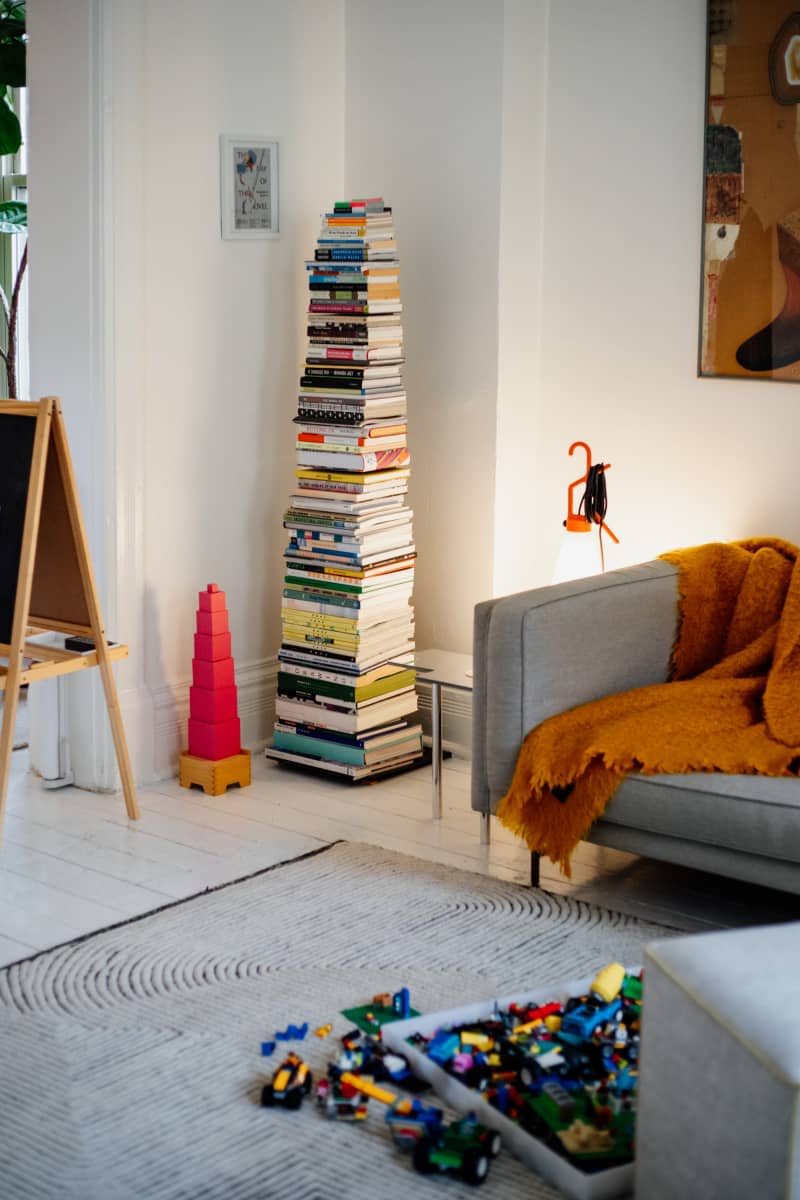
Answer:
151;656;278;781
150;658;473;780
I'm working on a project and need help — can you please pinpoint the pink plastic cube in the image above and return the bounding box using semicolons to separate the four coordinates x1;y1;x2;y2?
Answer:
189;685;238;723
188;716;241;761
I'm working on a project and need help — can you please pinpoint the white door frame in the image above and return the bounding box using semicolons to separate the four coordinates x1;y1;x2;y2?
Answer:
27;0;155;788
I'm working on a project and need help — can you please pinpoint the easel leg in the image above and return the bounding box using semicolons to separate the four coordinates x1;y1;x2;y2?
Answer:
50;400;140;821
0;397;53;841
0;669;22;837
95;650;140;820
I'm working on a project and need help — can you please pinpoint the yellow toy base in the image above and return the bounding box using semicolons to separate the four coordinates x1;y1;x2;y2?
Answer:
179;749;252;796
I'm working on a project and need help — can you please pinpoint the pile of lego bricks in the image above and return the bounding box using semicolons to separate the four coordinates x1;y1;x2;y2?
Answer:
412;963;643;1173
261;988;506;1188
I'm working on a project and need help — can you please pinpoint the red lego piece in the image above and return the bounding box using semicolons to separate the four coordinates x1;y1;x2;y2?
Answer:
188;716;241;760
189;684;238;723
196;609;230;636
194;631;232;661
193;657;236;689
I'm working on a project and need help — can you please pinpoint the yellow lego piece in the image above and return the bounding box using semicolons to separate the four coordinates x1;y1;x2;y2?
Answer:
513;1019;545;1037
315;1023;333;1038
340;1072;397;1107
460;1032;493;1052
558;1119;615;1155
591;962;625;1003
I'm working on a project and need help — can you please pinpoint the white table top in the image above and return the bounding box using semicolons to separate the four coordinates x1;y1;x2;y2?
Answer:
400;648;473;692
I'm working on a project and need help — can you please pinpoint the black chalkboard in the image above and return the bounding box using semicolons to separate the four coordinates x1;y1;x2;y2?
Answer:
0;413;35;644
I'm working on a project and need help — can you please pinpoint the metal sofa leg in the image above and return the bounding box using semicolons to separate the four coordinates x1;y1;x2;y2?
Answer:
480;811;491;845
530;852;541;888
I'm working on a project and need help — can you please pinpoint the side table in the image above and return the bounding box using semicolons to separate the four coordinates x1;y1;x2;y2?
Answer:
407;649;473;820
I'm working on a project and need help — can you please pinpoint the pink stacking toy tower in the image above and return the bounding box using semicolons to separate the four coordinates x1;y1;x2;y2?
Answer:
179;584;251;795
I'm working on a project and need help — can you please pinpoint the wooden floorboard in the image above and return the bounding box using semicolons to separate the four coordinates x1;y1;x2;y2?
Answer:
1;739;799;965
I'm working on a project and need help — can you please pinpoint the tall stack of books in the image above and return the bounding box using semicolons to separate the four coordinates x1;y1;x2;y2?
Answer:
266;197;423;780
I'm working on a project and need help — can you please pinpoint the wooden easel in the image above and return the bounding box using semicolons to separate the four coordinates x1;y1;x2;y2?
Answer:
0;396;140;836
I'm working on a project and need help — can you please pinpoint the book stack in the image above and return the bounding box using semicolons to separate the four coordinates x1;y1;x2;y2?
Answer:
266;197;423;780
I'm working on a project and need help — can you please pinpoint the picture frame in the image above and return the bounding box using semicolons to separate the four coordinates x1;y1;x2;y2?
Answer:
699;3;800;381
219;135;279;240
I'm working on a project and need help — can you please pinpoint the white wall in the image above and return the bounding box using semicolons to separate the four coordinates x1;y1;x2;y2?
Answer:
345;0;504;654
27;0;119;786
29;0;345;784
529;0;800;583
132;0;344;771
31;0;800;784
494;0;550;597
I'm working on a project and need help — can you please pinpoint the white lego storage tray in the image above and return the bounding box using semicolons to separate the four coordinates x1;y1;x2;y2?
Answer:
382;972;637;1200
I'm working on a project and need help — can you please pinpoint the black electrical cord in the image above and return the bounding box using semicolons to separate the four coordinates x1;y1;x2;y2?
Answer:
578;463;609;571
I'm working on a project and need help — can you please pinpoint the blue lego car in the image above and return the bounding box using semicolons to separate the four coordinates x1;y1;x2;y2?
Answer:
558;998;623;1044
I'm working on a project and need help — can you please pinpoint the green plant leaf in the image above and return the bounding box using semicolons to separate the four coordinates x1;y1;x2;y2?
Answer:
0;2;25;25
0;2;25;86
0;83;20;155
0;199;26;233
0;42;24;86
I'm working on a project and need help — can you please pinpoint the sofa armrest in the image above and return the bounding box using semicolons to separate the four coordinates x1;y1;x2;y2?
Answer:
471;560;680;814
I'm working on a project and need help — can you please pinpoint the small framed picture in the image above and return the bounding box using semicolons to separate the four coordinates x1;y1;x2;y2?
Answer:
220;135;280;240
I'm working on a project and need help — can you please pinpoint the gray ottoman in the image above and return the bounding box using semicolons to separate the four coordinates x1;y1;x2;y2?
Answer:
636;922;800;1199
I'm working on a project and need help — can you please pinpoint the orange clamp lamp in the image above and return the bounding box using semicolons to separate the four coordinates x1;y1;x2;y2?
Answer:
564;440;620;544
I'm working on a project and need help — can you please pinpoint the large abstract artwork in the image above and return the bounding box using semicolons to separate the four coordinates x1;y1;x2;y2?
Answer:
701;2;800;380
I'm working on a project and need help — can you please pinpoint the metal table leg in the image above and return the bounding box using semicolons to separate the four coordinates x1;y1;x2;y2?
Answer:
431;680;442;820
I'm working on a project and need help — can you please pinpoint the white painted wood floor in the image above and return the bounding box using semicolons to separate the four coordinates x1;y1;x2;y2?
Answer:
2;732;800;968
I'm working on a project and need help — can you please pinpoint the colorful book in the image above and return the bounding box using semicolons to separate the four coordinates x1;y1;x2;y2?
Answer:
295;448;411;472
277;665;415;704
275;690;418;734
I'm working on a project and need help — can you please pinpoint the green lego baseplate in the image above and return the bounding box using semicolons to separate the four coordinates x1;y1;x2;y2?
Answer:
340;1001;420;1034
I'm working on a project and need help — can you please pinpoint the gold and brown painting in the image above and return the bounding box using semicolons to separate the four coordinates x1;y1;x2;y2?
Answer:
701;2;800;380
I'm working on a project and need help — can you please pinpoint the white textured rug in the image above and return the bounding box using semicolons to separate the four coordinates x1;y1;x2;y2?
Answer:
0;841;678;1199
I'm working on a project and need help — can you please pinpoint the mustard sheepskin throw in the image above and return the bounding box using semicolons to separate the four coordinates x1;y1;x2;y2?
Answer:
496;538;800;875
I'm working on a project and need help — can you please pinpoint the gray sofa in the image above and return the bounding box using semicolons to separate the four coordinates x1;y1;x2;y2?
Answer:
471;559;800;893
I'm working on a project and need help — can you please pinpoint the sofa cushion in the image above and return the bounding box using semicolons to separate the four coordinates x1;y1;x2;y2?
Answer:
603;772;800;863
635;923;800;1199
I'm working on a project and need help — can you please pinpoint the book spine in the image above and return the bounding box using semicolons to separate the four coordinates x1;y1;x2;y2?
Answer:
281;609;359;633
273;729;365;765
308;276;399;286
283;598;360;618
286;721;414;749
278;672;357;701
306;347;368;361
296;449;411;472
314;248;392;261
278;672;413;705
307;284;371;296
284;575;363;594
309;302;369;314
308;284;400;295
303;366;371;379
299;377;371;391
